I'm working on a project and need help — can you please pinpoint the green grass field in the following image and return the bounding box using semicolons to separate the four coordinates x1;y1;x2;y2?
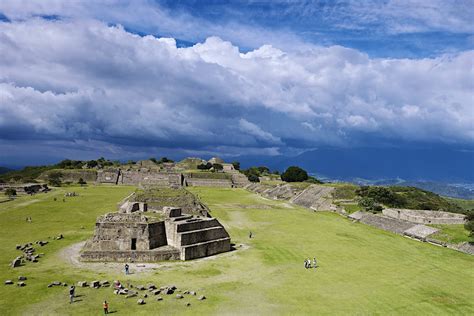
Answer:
0;186;473;315
430;224;473;244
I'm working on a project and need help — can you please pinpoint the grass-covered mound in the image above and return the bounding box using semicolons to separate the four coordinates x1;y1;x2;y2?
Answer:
0;186;472;315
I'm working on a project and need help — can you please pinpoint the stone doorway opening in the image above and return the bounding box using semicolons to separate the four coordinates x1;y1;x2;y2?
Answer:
131;238;137;250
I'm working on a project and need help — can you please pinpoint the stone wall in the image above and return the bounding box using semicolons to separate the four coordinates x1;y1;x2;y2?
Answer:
97;169;120;184
185;178;233;187
87;213;165;251
383;208;466;225
80;247;180;262
164;213;231;260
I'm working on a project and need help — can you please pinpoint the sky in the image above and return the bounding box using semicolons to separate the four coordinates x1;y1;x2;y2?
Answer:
0;0;473;166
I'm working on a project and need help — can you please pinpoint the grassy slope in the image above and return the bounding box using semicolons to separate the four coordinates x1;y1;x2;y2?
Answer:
430;224;473;244
0;186;472;315
447;197;474;211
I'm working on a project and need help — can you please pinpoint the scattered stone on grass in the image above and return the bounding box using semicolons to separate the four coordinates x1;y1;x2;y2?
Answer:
17;282;26;287
5;280;13;285
137;299;146;305
100;280;110;287
11;257;22;268
189;291;196;296
163;288;174;295
186;302;191;307
198;295;206;300
78;281;88;287
90;280;100;288
18;276;27;281
176;294;184;299
156;296;163;301
152;289;161;295
136;285;146;291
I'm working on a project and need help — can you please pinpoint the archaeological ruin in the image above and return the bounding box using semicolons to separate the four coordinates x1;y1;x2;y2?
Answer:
80;202;231;262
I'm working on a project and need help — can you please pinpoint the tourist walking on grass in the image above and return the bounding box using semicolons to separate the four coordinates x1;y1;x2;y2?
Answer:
313;257;317;269
69;285;75;303
125;263;129;275
103;300;109;314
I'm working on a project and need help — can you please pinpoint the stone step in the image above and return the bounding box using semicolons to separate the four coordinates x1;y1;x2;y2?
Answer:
180;237;231;260
170;215;194;222
178;226;229;246
176;218;221;233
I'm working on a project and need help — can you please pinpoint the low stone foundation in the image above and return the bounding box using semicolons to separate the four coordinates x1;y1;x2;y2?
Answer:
382;208;465;225
80;246;180;262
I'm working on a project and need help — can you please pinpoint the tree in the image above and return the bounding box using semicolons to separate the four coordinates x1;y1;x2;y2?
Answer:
150;157;158;163
47;171;62;187
231;161;241;170
356;186;405;208
197;162;212;170
159;157;174;163
358;197;383;213
78;178;86;186
281;166;308;182
247;174;260;182
465;210;474;237
257;166;270;175
212;163;223;172
4;188;16;197
86;160;98;168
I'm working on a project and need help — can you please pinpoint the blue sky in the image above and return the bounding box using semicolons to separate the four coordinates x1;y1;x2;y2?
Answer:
0;0;473;166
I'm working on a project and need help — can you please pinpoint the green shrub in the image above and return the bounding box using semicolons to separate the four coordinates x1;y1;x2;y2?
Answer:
4;188;16;197
281;166;308;182
247;174;260;182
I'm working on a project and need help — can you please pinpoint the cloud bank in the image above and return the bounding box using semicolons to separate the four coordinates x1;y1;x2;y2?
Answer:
0;16;473;163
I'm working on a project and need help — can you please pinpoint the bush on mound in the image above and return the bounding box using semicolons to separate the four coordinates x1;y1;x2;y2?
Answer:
281;166;308;182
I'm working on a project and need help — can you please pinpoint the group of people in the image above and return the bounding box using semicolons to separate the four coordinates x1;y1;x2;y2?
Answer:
304;257;317;269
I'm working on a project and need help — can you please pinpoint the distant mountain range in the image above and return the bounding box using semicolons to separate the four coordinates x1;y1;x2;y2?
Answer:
235;147;474;182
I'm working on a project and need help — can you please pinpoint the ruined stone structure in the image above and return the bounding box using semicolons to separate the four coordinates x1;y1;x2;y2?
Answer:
95;168;248;188
382;208;466;225
349;211;439;241
0;183;49;195
80;206;231;262
246;183;337;211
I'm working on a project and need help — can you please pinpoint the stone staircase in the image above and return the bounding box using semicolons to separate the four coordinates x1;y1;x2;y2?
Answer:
231;173;250;187
358;213;415;235
290;185;336;211
165;210;231;260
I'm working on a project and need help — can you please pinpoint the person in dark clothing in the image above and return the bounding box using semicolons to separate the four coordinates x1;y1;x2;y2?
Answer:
103;301;109;314
125;263;129;275
69;285;75;303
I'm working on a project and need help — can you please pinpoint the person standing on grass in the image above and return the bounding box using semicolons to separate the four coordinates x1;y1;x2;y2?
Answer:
103;300;109;314
249;231;253;239
313;257;317;269
125;263;129;275
69;285;75;303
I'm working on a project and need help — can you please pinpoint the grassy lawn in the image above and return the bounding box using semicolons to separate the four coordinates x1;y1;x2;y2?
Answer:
447;198;474;211
0;186;473;315
340;203;362;214
430;224;473;244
